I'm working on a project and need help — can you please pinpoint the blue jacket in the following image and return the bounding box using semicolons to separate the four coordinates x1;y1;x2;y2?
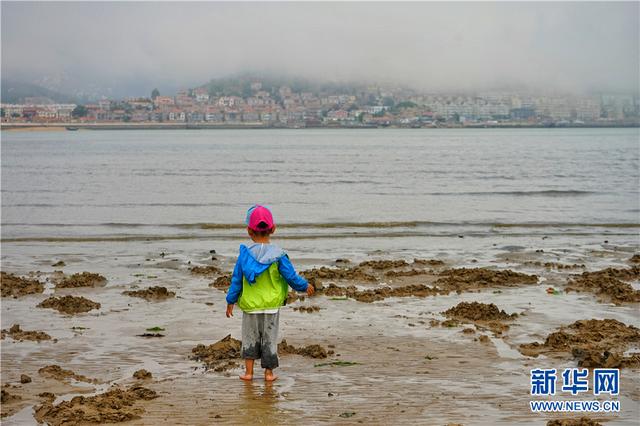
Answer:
225;243;308;305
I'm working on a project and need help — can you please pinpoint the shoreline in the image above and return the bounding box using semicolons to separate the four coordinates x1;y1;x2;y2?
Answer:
2;122;639;131
2;126;638;423
1;244;638;424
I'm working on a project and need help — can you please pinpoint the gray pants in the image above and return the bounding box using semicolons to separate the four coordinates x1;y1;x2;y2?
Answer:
241;312;280;369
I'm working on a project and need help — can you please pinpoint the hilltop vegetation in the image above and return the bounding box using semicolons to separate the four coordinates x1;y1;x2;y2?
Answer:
202;73;367;99
1;79;77;104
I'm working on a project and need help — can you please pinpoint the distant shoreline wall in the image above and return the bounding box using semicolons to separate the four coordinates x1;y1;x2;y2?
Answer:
1;123;273;131
1;122;639;131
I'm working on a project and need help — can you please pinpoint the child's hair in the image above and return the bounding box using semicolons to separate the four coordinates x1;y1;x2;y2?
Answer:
248;221;274;238
246;205;275;237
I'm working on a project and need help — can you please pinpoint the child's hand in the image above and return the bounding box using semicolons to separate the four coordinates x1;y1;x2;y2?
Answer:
306;284;315;296
225;304;234;318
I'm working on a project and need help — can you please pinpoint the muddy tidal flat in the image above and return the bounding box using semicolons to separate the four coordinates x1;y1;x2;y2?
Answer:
1;242;639;425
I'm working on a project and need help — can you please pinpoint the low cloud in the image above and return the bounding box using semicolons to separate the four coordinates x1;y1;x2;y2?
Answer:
2;2;638;97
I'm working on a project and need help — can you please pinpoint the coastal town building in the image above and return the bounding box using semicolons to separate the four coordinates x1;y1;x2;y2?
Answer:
193;88;210;103
2;81;639;128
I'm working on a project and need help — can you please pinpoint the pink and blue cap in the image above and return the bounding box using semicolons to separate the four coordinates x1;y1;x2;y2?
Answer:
245;204;275;232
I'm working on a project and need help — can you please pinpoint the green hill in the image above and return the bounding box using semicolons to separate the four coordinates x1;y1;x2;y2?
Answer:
201;72;366;99
1;79;77;104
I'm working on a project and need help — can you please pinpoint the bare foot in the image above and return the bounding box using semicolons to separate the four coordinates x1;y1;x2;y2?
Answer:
239;373;253;381
264;371;278;382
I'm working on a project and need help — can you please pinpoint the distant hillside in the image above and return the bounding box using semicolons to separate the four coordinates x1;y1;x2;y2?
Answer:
201;72;368;99
1;79;78;104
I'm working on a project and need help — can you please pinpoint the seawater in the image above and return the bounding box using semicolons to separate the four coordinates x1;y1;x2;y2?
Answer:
1;128;638;256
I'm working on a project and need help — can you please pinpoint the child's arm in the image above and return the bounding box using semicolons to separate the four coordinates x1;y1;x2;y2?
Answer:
278;255;313;295
225;260;243;317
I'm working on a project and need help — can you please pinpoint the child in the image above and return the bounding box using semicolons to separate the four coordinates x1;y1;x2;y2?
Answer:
225;204;314;382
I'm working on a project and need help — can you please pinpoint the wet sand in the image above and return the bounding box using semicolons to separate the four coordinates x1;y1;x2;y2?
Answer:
0;126;67;132
1;242;639;425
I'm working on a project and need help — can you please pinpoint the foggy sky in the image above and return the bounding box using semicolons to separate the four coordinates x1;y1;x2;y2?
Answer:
2;1;639;97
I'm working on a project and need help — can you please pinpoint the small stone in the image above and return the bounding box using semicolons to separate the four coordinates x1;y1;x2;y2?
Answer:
133;369;152;380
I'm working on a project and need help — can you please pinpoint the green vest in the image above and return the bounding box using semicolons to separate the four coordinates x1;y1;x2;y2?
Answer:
237;262;288;312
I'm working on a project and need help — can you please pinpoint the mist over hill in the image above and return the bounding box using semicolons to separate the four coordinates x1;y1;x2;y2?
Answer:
3;2;638;100
1;79;79;104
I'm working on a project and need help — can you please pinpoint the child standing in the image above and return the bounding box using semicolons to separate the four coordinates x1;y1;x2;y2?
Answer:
225;205;314;382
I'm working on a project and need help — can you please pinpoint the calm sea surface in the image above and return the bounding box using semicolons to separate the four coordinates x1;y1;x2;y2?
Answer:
1;128;639;244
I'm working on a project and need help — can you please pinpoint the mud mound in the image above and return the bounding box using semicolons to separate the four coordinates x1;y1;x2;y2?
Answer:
38;365;98;383
436;268;538;291
278;339;328;358
293;305;321;313
1;324;51;342
34;385;157;426
310;267;536;303
547;418;602;426
359;258;444;270
385;269;432;278
133;369;152;380
209;275;231;289
37;295;100;315
137;333;164;338
522;261;585;270
352;284;442;303
630;254;640;264
320;283;442;303
302;266;376;284
520;319;640;368
191;334;241;371
190;265;222;276
1;389;21;404
444;302;517;322
443;302;516;334
358;259;409;269
286;291;304;304
20;374;32;384
303;259;442;286
190;335;330;370
566;267;640;304
1;272;44;297
571;349;640;369
537;319;639;350
413;259;445;266
37;392;56;404
301;263;538;302
601;266;639;280
56;272;106;289
123;286;175;301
